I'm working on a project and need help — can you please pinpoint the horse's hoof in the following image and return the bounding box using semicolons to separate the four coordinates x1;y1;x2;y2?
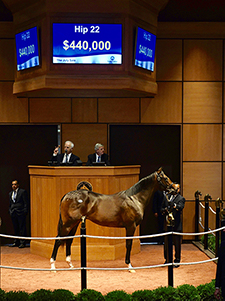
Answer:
50;258;56;271
129;269;136;273
66;256;74;268
128;263;136;273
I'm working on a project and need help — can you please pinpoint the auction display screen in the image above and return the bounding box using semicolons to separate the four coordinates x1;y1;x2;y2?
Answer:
15;26;40;71
134;27;156;72
52;23;122;64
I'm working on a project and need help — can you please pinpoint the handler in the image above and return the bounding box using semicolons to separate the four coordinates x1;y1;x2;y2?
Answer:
161;185;185;267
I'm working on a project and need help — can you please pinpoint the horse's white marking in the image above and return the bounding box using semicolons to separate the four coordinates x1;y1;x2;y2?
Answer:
50;258;56;272
78;199;83;203
66;255;74;268
128;263;136;273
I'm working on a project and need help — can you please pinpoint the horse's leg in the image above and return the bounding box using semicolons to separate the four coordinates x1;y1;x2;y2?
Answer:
50;238;63;270
125;225;136;273
50;215;73;269
50;212;66;270
65;223;80;268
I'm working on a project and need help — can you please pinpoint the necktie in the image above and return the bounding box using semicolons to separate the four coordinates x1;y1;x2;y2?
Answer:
98;156;100;162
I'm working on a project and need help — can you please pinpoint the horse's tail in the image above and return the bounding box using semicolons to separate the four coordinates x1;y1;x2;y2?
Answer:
57;211;63;236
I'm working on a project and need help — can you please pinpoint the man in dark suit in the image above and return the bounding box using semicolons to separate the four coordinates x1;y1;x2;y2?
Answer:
161;185;185;267
9;180;29;248
86;143;110;166
51;140;81;166
214;240;225;300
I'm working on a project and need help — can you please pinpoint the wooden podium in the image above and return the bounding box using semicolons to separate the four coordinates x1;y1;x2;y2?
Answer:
29;165;141;261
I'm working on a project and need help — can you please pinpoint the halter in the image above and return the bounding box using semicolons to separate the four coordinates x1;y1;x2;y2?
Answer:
155;171;176;192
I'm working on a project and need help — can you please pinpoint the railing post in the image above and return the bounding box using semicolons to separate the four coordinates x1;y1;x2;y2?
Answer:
220;201;225;242
0;217;1;290
215;198;221;257
166;225;173;287
80;216;87;291
194;190;202;241
204;194;211;250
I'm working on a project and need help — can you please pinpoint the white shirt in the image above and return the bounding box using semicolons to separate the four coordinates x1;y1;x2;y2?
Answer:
96;154;101;162
12;188;18;202
62;153;72;163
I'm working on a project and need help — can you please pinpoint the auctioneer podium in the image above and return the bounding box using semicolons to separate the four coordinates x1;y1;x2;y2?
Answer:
29;165;141;261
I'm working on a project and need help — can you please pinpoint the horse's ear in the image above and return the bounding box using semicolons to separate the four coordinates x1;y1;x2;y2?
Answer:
157;167;163;173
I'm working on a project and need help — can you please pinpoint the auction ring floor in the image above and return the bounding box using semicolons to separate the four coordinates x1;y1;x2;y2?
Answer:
0;243;216;295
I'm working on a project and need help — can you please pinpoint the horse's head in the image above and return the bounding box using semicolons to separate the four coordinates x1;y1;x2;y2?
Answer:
155;167;179;194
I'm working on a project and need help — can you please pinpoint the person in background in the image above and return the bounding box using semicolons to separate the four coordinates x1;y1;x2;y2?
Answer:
214;240;225;300
51;140;80;166
86;143;110;166
153;190;165;245
9;180;29;248
161;185;185;267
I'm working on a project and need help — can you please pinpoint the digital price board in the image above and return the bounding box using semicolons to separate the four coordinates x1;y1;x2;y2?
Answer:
134;27;156;72
15;26;40;71
52;23;122;64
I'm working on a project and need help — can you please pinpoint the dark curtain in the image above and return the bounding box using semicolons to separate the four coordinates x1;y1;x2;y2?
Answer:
0;125;58;244
109;125;180;242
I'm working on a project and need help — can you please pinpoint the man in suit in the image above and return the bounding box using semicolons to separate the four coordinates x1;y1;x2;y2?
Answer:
161;185;185;267
9;180;29;248
86;143;110;166
214;240;225;300
51;140;81;166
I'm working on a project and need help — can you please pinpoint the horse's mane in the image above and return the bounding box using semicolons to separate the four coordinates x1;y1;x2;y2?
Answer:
124;172;155;197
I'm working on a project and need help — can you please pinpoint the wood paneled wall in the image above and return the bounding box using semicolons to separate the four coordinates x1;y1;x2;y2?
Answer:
183;40;223;81
141;82;182;123
1;21;224;239
156;23;225;238
183;82;222;123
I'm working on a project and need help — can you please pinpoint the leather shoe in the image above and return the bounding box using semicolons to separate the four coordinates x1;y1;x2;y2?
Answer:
10;243;18;247
174;259;180;268
18;244;25;248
